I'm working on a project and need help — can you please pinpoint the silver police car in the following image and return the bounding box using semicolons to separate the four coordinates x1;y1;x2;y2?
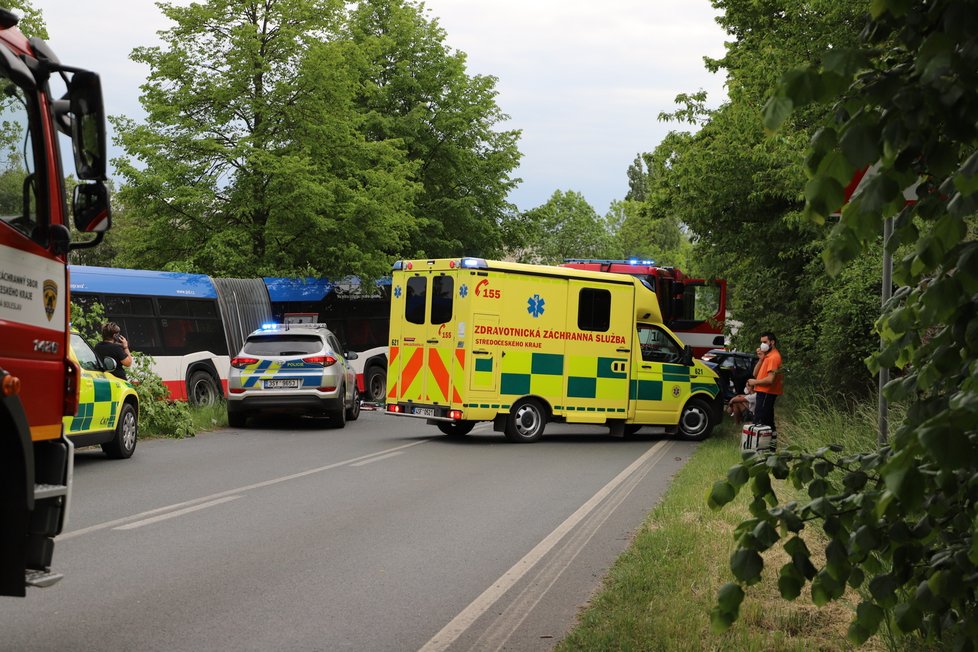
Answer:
227;324;360;428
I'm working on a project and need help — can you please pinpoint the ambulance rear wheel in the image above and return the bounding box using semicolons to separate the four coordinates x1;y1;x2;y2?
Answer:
505;399;547;443
102;402;137;459
678;398;714;441
437;420;475;437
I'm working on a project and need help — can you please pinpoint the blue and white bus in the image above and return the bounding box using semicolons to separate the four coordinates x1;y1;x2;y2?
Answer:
69;266;390;405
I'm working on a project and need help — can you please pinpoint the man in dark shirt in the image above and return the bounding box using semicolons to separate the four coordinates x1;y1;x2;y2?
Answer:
93;322;133;381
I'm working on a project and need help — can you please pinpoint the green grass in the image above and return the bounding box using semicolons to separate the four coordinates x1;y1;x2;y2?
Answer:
188;401;228;432
557;392;897;651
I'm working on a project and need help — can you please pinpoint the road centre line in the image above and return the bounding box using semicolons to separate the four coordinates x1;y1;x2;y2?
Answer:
418;440;670;652
59;439;431;541
349;451;404;467
113;496;242;530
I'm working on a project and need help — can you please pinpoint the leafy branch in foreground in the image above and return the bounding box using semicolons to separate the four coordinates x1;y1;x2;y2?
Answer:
714;0;978;647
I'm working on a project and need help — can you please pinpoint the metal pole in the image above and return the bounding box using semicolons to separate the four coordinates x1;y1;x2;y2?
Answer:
879;216;893;446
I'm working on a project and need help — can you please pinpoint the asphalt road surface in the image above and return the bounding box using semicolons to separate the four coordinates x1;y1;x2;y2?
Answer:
2;409;697;651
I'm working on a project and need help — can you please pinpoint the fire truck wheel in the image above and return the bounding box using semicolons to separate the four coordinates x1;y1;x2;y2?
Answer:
366;367;387;403
102;402;138;459
188;370;220;406
346;387;361;421
437;420;475;437
678;397;714;441
505;399;547;443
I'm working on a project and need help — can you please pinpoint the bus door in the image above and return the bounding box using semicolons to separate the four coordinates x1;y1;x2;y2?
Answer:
669;279;727;356
394;272;460;409
630;323;691;424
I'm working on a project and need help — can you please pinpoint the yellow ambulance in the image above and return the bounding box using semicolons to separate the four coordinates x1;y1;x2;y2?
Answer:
64;332;139;458
385;258;722;442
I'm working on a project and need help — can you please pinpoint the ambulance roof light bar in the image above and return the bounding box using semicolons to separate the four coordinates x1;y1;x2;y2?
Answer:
460;257;487;269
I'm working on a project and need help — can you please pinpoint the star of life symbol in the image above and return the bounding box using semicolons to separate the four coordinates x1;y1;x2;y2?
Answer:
672;386;681;397
527;294;545;318
393;285;402;299
459;284;468;298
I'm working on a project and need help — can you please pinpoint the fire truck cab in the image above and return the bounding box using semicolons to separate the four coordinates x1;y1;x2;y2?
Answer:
561;259;727;357
0;7;111;596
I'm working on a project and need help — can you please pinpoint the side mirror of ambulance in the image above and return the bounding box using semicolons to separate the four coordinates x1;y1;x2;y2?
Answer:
681;345;694;367
101;356;117;372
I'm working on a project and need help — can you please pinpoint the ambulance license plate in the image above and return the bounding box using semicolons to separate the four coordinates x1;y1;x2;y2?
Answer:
413;407;436;417
264;379;299;389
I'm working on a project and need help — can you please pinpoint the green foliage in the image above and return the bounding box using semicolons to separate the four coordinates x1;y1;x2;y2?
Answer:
513;190;618;264
5;1;47;39
111;0;520;278
714;0;978;645
127;353;195;438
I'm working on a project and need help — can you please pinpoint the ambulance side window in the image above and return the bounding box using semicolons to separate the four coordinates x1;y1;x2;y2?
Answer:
578;288;611;332
431;275;454;325
405;277;427;325
70;333;100;371
637;324;682;364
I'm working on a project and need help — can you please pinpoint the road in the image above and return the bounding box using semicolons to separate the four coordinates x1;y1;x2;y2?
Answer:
2;409;697;651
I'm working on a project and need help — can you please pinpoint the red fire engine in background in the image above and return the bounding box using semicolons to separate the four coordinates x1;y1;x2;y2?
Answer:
561;259;727;357
0;7;111;596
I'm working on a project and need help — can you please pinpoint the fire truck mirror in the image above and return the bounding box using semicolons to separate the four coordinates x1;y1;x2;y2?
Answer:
68;70;107;180
72;181;111;233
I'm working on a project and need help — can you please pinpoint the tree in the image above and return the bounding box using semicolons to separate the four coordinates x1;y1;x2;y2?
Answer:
344;0;523;259
712;0;978;645
514;190;617;264
608;199;691;269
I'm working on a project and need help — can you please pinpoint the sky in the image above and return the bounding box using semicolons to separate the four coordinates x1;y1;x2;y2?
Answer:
36;0;729;214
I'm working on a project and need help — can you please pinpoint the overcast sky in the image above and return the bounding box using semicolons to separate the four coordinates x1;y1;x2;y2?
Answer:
36;0;728;214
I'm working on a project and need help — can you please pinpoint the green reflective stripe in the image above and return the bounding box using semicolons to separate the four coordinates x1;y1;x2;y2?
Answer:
692;383;720;397
93;378;113;402
531;353;563;375
500;373;531;395
475;357;493;372
631;379;663;401
662;363;688;374
70;403;93;431
597;357;627;379
567;376;596;398
662;373;690;382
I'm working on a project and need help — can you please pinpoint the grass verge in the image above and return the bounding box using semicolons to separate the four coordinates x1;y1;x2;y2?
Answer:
557;393;895;651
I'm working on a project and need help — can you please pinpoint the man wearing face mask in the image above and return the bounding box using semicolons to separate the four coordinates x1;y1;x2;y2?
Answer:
746;332;782;432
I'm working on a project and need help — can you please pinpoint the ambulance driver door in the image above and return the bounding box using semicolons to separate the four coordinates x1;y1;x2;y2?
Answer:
630;323;690;424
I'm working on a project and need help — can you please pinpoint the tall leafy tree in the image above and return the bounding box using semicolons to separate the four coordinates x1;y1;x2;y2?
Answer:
515;190;616;264
344;0;522;259
712;0;978;645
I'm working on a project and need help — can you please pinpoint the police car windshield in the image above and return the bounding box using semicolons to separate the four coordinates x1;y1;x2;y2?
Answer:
243;334;323;356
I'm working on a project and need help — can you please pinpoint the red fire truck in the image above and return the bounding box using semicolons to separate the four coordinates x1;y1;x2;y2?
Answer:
561;259;726;357
0;8;111;596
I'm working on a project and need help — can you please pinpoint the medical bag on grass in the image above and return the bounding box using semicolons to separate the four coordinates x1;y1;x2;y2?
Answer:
741;424;774;452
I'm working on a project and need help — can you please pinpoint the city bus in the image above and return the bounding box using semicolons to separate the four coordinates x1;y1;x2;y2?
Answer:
68;266;391;404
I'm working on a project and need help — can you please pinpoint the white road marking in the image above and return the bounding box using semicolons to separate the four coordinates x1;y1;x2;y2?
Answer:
349;451;404;467
113;496;242;530
418;440;670;652
59;439;430;540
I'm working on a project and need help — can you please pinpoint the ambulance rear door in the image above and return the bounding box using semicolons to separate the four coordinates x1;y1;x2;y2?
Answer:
392;270;461;412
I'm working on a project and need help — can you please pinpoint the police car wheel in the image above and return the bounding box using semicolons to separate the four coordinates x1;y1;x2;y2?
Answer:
505;399;547;443
346;387;361;421
330;386;348;429
437;420;475;437
678;398;714;441
102;402;137;459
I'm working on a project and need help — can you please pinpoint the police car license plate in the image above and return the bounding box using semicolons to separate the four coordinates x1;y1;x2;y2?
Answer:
413;407;436;416
264;379;299;389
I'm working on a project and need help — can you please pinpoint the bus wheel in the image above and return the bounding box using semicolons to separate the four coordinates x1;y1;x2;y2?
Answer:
346;387;361;422
505;399;547;443
102;402;137;459
189;371;220;406
678;398;714;441
365;367;387;403
437;420;475;437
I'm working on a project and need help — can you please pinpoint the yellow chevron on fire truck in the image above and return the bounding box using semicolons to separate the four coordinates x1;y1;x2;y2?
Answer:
386;258;722;443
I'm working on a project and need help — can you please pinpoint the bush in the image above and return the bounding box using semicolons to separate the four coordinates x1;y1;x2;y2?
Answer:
127;353;195;438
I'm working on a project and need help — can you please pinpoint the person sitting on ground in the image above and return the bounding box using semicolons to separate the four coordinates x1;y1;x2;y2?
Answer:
726;388;756;425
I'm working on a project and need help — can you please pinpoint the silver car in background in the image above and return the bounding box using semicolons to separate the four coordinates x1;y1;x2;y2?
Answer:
226;324;360;428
